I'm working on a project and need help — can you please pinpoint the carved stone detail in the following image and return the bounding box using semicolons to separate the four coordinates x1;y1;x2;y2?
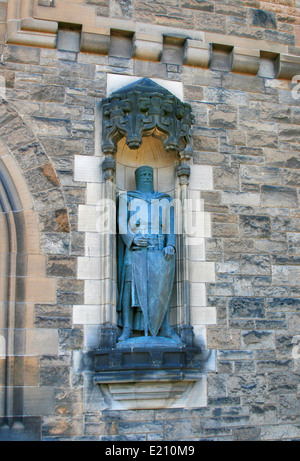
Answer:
102;78;194;158
177;162;191;186
102;155;116;181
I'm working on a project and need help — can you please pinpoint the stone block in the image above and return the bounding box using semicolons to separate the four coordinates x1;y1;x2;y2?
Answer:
73;305;117;325
74;155;103;183
207;327;240;349
77;255;116;280
229;297;265;319
240;215;271;238
16;277;56;304
249;8;277;29
84;279;117;305
57;29;81;53
241;165;282;186
267;371;300;395
86;183;105;205
40;364;70;387
190;306;216;325
78;205;100;232
54;388;83;415
272;265;300;287
187;238;205;261
58;60;95;79
261;186;298;208
287;233;300;255
264;30;295;46
188;164;213;191
85;232;112;257
241;254;270;276
30;84;65;103
209;105;237;129
227;373;267;396
213;167;239;191
164;418;202;440
42;415;83;438
118;420;163;435
3;45;40;64
40;233;70;255
35;304;72;329
46;255;77;278
27;116;72;137
133;60;167;79
210;44;233;72
221;191;260;207
203;87;248;106
24;387;54;416
232;426;261;441
59;328;84;350
241;330;275;350
260;424;300;441
109;31;133;59
189;261;215;283
26;328;59;355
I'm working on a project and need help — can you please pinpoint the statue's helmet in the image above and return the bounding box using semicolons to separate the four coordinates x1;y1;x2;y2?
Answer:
135;165;153;183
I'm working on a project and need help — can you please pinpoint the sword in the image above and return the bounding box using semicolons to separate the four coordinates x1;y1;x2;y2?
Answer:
132;247;148;336
140;247;148;337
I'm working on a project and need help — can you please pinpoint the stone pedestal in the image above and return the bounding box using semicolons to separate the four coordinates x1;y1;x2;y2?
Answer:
93;335;215;409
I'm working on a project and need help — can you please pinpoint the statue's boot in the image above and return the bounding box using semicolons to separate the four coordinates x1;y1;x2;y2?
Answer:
160;326;182;343
118;327;132;342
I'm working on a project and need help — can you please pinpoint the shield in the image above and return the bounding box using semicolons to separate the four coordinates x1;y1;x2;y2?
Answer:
132;249;175;337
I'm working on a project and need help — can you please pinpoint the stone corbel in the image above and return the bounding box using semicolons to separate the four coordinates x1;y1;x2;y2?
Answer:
132;32;163;62
231;47;260;75
276;54;300;80
80;26;110;55
183;39;211;68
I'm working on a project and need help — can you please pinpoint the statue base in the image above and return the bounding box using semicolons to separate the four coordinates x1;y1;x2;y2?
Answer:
92;325;216;409
94;334;214;384
116;335;183;349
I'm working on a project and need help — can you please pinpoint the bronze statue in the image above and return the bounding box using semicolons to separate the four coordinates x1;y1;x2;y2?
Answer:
117;165;180;344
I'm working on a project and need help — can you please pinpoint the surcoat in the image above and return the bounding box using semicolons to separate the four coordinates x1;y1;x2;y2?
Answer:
117;190;176;334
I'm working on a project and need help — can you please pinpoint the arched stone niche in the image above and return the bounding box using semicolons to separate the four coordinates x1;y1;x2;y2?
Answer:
101;78;194;339
92;78;215;409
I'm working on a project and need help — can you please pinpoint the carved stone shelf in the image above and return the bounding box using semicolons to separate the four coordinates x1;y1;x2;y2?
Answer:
93;337;215;409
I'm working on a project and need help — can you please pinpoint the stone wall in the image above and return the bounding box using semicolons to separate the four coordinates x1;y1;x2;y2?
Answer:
0;0;299;441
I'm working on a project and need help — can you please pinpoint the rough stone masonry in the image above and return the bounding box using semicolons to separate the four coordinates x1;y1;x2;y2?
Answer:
0;0;299;441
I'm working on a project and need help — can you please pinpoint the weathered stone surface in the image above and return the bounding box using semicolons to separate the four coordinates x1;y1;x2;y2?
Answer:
239;215;271;238
42;416;83;438
1;0;300;443
227;373;267;396
261;185;298;208
229;297;265;318
3;45;40;64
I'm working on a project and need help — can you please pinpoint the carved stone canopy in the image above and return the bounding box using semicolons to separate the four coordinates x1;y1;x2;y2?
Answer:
102;78;194;158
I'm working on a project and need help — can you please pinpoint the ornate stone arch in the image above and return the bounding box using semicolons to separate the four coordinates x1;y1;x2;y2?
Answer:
0;98;67;437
